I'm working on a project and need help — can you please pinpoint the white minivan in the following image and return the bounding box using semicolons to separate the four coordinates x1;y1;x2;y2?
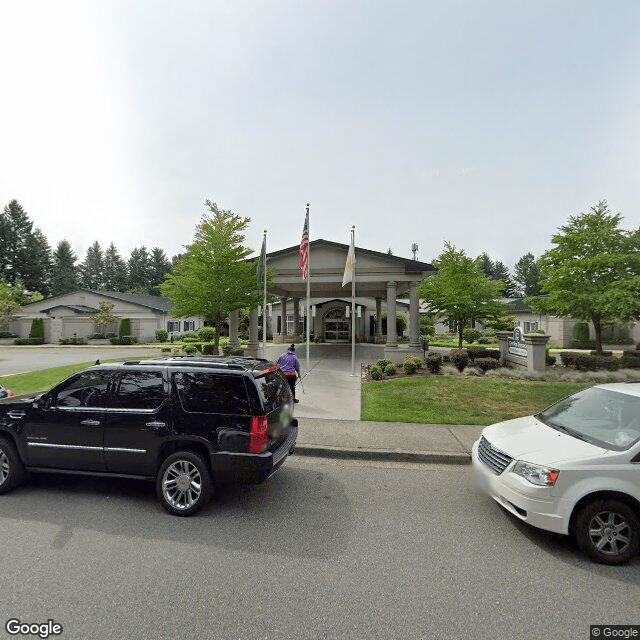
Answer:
472;382;640;564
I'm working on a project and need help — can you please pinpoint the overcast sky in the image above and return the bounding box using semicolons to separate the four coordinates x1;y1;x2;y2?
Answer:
1;0;638;270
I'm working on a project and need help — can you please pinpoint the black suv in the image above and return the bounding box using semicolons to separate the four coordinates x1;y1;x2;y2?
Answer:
0;356;298;516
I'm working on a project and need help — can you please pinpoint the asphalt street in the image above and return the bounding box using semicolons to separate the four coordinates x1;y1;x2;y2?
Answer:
0;458;637;640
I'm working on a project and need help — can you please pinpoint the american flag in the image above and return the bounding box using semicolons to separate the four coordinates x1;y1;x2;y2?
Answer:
298;207;309;279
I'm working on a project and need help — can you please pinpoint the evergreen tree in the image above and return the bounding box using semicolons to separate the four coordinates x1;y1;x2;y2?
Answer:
475;252;494;277
149;247;172;295
128;246;151;292
492;260;517;297
50;240;79;296
513;253;541;297
0;200;34;285
103;243;129;291
81;241;104;290
22;228;52;296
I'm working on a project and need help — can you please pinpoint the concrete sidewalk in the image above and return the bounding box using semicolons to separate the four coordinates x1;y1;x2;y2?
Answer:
265;343;483;464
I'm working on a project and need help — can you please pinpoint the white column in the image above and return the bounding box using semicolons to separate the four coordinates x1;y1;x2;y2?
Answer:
386;281;398;348
409;281;420;348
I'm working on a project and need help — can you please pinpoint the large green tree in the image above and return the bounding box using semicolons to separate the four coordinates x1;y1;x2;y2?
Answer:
475;252;517;297
529;200;640;355
103;243;129;291
0;200;34;285
513;252;541;297
149;247;172;295
50;240;79;296
81;241;104;290
23;228;52;296
128;246;151;292
419;244;505;347
160;200;263;354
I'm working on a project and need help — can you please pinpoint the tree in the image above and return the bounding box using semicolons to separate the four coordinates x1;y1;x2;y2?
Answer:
418;243;505;348
0;200;34;285
103;243;129;291
128;246;151;292
50;240;79;296
89;301;118;337
529;200;640;355
513;253;541;297
0;278;23;329
475;252;517;297
149;247;172;295
160;200;264;354
22;228;52;296
81;241;104;290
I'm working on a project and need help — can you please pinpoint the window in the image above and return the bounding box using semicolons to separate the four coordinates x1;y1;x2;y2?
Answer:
286;314;294;335
524;321;538;332
255;371;291;414
167;321;180;332
55;371;113;408
113;371;165;410
183;320;195;332
174;372;250;415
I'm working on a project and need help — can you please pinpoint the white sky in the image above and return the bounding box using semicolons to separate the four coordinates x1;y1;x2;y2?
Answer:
1;0;638;269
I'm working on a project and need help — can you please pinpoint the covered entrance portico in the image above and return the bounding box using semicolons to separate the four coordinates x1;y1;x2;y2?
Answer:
230;239;434;361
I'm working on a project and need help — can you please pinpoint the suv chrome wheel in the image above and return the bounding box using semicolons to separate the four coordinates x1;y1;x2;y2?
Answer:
156;451;212;516
575;500;640;565
0;449;9;486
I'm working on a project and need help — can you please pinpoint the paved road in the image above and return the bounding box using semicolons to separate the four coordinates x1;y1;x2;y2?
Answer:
0;459;637;640
0;346;165;376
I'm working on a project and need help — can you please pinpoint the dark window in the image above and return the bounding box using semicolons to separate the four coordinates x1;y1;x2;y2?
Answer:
255;371;291;414
55;371;113;408
174;372;250;415
113;371;165;410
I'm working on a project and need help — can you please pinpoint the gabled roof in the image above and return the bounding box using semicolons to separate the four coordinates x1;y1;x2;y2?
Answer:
502;298;533;313
38;304;99;314
95;290;173;312
266;239;433;273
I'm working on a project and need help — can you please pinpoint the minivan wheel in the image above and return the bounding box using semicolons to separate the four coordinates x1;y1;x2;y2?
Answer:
575;499;640;565
156;451;212;516
0;436;25;494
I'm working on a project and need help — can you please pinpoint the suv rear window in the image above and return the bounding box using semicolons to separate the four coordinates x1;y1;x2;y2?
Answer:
113;371;165;410
174;372;250;415
255;371;291;414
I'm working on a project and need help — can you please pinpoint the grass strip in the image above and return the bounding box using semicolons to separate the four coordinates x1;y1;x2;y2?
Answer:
361;376;591;425
0;358;146;396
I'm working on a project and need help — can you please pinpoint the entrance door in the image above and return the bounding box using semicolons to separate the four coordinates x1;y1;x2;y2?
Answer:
325;318;350;342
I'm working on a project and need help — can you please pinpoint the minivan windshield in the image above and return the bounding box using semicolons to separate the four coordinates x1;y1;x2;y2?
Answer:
537;387;640;451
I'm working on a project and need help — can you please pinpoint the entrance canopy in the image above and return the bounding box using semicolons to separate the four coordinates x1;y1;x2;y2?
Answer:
266;239;433;299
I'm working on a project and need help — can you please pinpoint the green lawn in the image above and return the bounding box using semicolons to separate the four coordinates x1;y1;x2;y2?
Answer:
361;376;590;425
0;358;145;396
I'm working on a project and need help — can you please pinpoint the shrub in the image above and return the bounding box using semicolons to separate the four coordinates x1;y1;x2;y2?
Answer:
183;345;197;354
403;359;418;374
574;354;620;371
119;318;132;338
59;336;87;345
478;337;491;344
30;318;44;340
622;350;640;359
0;331;17;338
376;359;392;370
462;366;482;376
590;350;612;357
156;329;168;342
161;347;171;353
442;364;461;376
222;345;244;356
370;365;384;381
110;335;138;345
620;356;640;369
571;322;592;349
474;358;500;373
426;353;443;374
384;363;397;376
197;327;216;341
463;328;482;344
89;333;106;339
14;337;44;345
466;347;486;361
201;342;217;355
450;349;469;372
546;351;557;366
560;352;581;368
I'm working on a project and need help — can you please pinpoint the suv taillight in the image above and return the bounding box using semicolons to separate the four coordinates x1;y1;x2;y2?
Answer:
249;416;268;454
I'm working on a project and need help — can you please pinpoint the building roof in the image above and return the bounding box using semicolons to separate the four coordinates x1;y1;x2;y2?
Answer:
94;290;173;312
502;298;533;313
38;304;99;314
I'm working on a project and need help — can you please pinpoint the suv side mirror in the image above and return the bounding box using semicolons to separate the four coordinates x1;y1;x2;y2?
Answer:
34;393;52;410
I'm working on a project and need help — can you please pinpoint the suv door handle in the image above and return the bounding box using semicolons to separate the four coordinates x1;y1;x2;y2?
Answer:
8;411;25;419
146;421;166;430
80;419;101;426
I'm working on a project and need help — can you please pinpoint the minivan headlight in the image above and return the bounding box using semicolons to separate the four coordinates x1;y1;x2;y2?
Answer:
511;461;559;486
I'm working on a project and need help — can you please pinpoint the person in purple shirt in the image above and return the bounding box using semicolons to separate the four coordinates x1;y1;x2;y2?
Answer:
277;344;301;403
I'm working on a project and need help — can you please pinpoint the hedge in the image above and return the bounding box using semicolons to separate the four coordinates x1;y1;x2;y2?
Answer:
14;338;44;345
426;353;443;374
119;318;132;338
59;336;88;345
30;318;44;340
474;358;500;372
109;335;138;345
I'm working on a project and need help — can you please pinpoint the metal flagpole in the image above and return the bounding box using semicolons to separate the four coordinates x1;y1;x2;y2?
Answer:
351;225;356;377
305;203;311;375
262;230;267;360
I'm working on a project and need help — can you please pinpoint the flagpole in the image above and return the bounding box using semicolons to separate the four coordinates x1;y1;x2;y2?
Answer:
262;229;267;360
305;203;311;375
351;225;356;377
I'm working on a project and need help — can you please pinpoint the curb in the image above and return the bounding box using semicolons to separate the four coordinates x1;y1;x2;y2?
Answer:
292;445;471;465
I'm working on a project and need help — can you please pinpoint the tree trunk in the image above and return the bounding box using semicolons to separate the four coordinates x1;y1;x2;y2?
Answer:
458;320;464;349
592;313;603;355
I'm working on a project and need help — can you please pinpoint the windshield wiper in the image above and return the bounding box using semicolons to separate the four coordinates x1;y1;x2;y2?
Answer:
539;418;595;444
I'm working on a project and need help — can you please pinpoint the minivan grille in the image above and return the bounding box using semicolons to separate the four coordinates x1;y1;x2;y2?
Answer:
478;436;513;475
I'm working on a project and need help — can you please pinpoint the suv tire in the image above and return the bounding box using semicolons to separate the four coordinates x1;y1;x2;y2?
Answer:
156;451;213;517
574;499;640;565
0;436;26;494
